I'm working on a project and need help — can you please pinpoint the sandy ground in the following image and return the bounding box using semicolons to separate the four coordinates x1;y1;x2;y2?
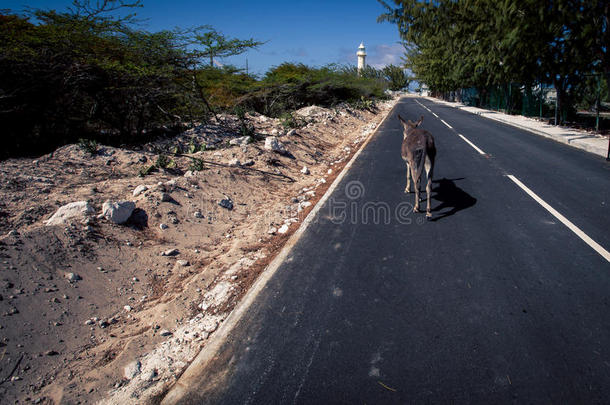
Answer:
0;97;398;404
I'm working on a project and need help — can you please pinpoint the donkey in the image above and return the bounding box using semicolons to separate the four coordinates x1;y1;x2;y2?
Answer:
398;115;436;218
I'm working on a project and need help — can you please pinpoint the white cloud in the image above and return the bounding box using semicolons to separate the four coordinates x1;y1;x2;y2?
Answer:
368;43;405;68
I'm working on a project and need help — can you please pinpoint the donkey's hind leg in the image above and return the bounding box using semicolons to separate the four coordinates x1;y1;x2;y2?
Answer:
404;162;411;193
410;163;422;212
424;155;434;218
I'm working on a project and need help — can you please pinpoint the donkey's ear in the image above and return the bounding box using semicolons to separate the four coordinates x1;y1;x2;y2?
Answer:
397;114;407;125
415;116;424;127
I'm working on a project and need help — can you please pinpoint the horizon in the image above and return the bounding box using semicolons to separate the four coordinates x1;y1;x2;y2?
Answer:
2;0;405;76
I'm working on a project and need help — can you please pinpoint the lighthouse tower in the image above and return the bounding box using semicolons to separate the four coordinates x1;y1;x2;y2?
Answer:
357;42;367;73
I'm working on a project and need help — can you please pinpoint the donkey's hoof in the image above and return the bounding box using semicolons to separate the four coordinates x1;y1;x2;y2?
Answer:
413;207;420;213
426;212;432;219
404;188;411;194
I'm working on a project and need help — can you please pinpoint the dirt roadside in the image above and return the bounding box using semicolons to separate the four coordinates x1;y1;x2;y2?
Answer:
0;97;399;404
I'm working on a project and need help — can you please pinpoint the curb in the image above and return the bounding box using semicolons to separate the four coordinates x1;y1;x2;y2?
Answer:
425;97;608;158
160;98;401;405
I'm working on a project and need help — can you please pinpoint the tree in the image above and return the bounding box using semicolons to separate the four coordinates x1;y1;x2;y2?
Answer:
382;64;410;90
194;28;264;67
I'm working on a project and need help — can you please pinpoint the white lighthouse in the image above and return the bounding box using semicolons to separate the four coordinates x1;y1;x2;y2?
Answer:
357;42;367;73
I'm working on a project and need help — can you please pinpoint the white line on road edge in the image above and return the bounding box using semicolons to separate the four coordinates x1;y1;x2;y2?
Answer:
440;119;453;129
160;98;402;405
458;134;486;155
506;175;610;263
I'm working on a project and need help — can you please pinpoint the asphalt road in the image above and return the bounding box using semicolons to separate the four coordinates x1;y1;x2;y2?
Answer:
174;97;610;404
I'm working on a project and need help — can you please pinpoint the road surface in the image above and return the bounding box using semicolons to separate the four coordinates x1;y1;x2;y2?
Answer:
172;97;610;404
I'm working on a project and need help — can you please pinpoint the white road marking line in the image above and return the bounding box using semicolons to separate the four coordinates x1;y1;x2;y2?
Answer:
458;134;486;155
431;112;439;118
440;119;453;129
414;99;432;112
506;175;610;263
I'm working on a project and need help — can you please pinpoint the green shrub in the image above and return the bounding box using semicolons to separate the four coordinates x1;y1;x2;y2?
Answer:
78;138;98;155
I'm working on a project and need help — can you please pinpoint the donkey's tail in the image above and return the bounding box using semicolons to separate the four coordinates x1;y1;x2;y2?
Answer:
413;148;426;178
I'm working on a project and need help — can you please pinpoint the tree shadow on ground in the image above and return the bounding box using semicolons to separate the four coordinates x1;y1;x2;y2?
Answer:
429;177;476;221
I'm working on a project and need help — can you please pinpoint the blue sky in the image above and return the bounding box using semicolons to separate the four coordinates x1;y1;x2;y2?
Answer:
3;0;405;76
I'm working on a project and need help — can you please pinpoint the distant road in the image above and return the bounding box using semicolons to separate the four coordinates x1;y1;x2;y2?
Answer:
171;97;610;404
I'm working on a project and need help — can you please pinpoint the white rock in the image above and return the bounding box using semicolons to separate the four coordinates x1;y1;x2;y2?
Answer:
301;166;310;174
229;136;252;146
159;223;168;230
184;170;195;178
102;200;135;224
124;360;141;380
132;185;148;197
264;136;287;154
268;227;277;235
161;248;179;256
124;305;132;312
278;224;289;234
65;272;81;282
46;201;94;226
177;260;190;267
228;159;241;167
301;201;312;208
193;211;203;218
327;169;333;174
286;129;297;137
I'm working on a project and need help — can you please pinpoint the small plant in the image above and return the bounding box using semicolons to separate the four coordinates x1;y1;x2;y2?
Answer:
188;157;205;171
156;154;170;169
187;141;199;154
139;164;156;177
78;138;98;155
280;112;306;129
234;106;255;137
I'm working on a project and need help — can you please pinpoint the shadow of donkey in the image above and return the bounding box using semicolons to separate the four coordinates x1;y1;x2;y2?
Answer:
429;178;476;221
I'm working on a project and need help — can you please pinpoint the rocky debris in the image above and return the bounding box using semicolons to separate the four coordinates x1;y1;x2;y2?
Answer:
46;201;95;226
102;200;135;224
229;136;252;146
65;272;81;282
277;224;290;234
264;136;287;154
132;185;149;197
124;305;132;312
160;192;172;202
218;199;233;210
124;360;141;380
286;129;297;137
159;329;172;337
193;211;203;219
242;159;255;167
161;248;179;257
159;223;168;230
176;260;190;267
228;159;241;167
268;226;277;235
301;166;310;175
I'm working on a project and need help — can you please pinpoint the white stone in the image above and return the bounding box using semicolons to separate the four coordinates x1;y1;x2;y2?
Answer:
229;136;252;146
193;211;203;218
264;136;287;154
177;260;190;267
228;159;241;167
124;305;132;312
132;185;148;197
124;360;141;379
161;248;179;256
102;200;135;224
301;166;310;175
278;224;289;234
46;201;94;226
159;223;168;230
